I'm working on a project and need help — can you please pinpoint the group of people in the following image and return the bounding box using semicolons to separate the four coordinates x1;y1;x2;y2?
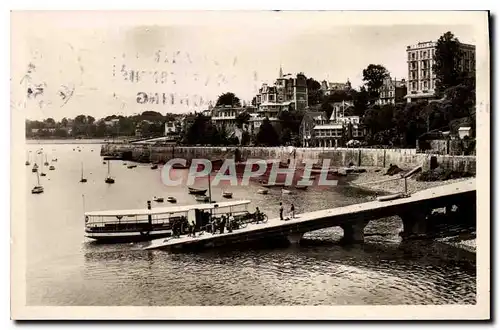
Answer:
171;218;196;238
279;202;295;221
170;203;295;240
208;213;236;235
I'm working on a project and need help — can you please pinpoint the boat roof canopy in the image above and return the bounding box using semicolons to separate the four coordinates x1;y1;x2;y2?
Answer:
85;200;252;217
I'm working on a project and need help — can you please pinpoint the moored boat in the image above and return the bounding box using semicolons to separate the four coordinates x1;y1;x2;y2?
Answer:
167;197;177;203
85;200;251;243
188;187;207;195
80;162;87;183
154;196;164;203
295;185;308;190
31;171;44;194
222;192;233;198
195;196;210;202
105;161;115;184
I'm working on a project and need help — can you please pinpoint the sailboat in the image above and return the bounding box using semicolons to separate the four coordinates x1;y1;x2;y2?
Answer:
40;154;46;177
32;163;38;172
80;162;87;183
105;161;115;184
31;170;44;194
149;145;158;169
44;155;49;166
25;151;30;166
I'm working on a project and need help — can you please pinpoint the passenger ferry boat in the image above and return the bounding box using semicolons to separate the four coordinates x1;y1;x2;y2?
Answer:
84;200;252;243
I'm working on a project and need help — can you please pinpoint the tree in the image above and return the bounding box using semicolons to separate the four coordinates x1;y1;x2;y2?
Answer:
251;96;257;106
321;102;334;121
255;118;279;146
306;78;323;106
44;118;56;127
95;121;107;137
61;117;68;127
433;31;463;96
362;64;390;93
216;92;241;107
86;116;96;125
185;113;211;145
278;109;303;142
235;111;251;129
351;87;370;117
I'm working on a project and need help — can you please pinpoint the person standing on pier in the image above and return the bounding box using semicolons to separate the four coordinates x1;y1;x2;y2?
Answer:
191;220;196;237
279;202;284;221
220;215;227;234
228;213;234;233
290;203;295;219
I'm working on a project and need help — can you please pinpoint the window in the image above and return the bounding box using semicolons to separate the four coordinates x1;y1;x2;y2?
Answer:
423;81;428;89
412;82;417;90
412;52;415;60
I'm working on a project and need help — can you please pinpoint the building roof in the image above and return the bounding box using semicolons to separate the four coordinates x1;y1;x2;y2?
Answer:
404;93;435;99
313;124;343;130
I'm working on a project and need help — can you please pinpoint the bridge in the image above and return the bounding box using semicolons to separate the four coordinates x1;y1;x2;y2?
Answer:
144;179;476;251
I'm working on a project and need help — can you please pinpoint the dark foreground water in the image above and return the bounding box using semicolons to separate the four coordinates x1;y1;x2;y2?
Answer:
25;142;476;306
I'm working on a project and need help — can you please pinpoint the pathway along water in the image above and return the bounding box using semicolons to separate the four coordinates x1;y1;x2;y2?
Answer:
25;141;476;306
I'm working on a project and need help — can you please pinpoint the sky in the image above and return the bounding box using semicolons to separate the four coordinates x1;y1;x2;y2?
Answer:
10;11;484;121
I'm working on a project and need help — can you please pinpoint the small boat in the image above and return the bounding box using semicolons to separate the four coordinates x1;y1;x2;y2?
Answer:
127;164;137;169
103;161;107;164
172;163;189;169
222;192;233;198
31;185;44;194
25;161;30;166
167;197;177;203
105;161;115;184
32;164;38;172
257;189;269;195
31;171;44;194
295;186;308;190
151;164;158;170
40;161;46;176
377;193;405;202
281;189;291;194
80;162;87;183
188;187;207;195
154;196;164;203
44;155;49;166
52;158;58;162
49;165;55;170
195;196;210;202
123;163;127;166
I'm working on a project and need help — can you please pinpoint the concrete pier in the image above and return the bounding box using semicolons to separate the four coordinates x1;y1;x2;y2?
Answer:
145;179;476;251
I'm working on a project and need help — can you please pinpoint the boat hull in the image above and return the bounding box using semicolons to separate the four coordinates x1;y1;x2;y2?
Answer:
85;229;172;243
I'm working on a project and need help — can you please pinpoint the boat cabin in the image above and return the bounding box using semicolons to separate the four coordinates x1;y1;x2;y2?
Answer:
84;200;252;242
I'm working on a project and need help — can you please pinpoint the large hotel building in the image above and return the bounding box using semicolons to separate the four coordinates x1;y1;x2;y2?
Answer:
405;40;475;103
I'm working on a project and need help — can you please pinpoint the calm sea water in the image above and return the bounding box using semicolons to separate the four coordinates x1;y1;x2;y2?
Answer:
25;142;476;306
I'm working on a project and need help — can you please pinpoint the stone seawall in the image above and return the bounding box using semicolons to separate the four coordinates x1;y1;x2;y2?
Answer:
100;144;476;174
